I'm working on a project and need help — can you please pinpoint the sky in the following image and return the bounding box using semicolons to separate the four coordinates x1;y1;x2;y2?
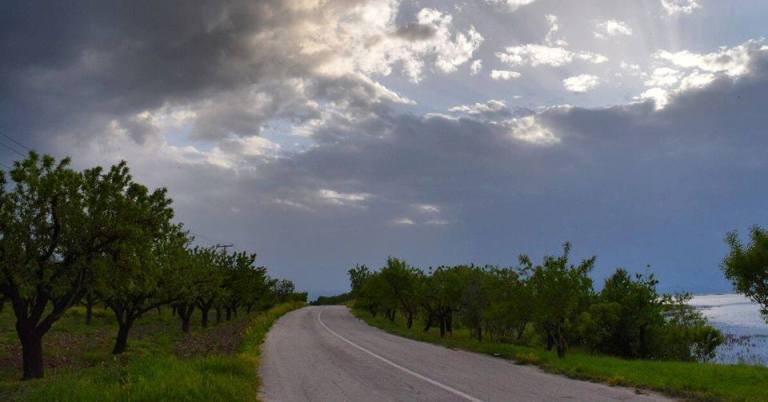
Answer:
2;0;767;297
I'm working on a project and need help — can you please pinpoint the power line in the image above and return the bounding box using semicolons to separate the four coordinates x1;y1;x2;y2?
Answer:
0;140;26;158
0;133;32;152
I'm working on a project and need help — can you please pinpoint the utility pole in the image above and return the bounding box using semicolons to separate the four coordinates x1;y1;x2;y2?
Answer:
213;243;234;250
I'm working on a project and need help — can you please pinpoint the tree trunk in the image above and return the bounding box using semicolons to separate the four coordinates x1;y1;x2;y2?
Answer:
406;313;413;329
246;304;253;314
546;330;555;351
18;325;44;380
439;316;446;337
225;308;232;321
555;326;566;358
85;302;93;325
178;304;194;333
113;320;133;355
200;306;210;328
216;307;222;324
424;313;434;332
477;326;482;342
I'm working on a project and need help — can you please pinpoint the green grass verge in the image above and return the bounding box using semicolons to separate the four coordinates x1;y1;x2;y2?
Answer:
0;302;303;402
352;308;768;402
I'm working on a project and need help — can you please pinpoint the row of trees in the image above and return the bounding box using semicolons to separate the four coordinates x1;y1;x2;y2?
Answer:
350;243;723;361
0;153;304;380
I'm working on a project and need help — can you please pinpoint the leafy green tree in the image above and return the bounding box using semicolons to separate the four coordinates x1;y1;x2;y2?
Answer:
356;271;394;318
579;269;664;358
379;258;423;328
93;165;178;354
723;227;768;320
348;264;371;296
484;267;532;342
422;266;464;337
657;293;724;361
527;242;595;358
457;266;492;341
190;247;225;327
0;153;140;379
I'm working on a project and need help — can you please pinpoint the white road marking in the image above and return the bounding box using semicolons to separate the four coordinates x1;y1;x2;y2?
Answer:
317;308;484;402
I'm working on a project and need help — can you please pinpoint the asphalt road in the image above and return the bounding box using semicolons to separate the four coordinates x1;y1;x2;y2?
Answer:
259;306;673;402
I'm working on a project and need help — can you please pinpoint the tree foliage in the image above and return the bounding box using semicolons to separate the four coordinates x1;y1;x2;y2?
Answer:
723;227;768;320
0;152;302;379
352;243;722;361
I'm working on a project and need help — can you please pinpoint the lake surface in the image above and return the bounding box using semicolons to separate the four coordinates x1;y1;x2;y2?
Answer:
690;294;768;365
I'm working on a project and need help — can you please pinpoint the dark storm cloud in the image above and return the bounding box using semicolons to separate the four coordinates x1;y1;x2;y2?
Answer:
395;23;438;41
3;0;768;295
221;46;768;292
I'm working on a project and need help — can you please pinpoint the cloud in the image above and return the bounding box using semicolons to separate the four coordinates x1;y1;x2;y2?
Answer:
485;0;539;12
449;99;511;119
317;189;371;207
497;44;575;67
563;74;600;92
490;70;522;80
470;59;483;75
640;39;767;108
391;217;416;225
594;20;633;38
661;0;701;15
4;0;768;295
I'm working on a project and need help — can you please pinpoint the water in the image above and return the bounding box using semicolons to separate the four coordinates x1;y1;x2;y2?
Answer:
690;294;768;365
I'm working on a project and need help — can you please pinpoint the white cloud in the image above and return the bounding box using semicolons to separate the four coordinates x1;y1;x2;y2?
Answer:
449;99;507;114
544;14;568;47
645;67;682;87
577;51;609;64
639;39;768;108
594;20;633;38
485;0;539;12
470;59;483;75
490;70;522;80
497;44;573;67
661;0;701;15
310;5;483;83
563;74;600;93
391;217;416;225
414;204;441;213
638;87;671;110
317;189;371;207
654;46;753;77
504;115;559;145
497;45;608;67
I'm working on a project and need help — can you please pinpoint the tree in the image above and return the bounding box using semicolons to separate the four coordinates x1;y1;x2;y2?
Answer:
527;242;594;358
579;269;664;358
191;247;225;327
723;227;768;321
348;264;371;296
484;267;532;342
422;266;464;337
379;258;423;328
457;266;491;342
0;153;134;379
94;163;178;354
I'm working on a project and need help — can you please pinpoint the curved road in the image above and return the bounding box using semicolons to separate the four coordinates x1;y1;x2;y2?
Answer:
260;306;672;402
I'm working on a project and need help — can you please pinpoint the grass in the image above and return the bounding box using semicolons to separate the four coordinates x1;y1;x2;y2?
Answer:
352;308;768;402
0;302;304;401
